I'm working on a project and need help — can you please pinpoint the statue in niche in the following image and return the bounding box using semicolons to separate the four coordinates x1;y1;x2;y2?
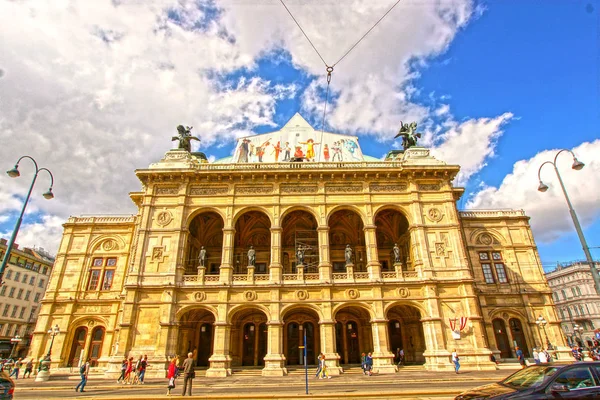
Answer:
198;246;206;267
172;125;200;152
393;243;401;263
296;245;305;266
345;244;353;266
247;246;256;267
394;121;422;150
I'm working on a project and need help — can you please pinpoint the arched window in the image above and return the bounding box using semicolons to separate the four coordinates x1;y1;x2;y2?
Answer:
88;326;105;367
561;289;567;300
579;305;585;315
574;306;580;316
576;287;582;296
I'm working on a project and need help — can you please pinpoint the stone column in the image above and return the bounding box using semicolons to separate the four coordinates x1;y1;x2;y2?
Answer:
220;228;235;284
370;319;396;374
363;225;381;280
206;322;232;377
317;226;332;282
319;321;342;375
262;321;287;376
269;227;283;284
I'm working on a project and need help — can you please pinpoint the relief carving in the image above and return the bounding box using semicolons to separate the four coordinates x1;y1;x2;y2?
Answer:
296;290;309;300
427;208;443;222
435;242;446;256
345;288;360;299
476;232;500;245
418;183;441;191
152;246;164;260
156;211;173;226
190;186;228;196
398;287;410;298
244;290;258;301
155;186;179;195
194;291;206;301
327;185;362;193
102;239;119;251
237;185;273;194
280;185;318;194
370;183;407;192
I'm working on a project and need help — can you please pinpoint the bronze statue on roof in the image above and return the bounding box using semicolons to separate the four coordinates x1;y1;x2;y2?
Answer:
394;121;422;150
172;125;200;152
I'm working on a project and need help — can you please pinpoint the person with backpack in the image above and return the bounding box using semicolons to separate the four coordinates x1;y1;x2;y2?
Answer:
117;358;127;383
138;355;148;384
364;352;373;376
75;358;90;392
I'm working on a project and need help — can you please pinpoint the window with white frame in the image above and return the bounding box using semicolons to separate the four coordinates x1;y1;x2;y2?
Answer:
478;251;508;283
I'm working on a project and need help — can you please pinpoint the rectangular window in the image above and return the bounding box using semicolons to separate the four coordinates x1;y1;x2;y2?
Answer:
19;307;25;319
38;279;45;288
29;276;35;285
0;286;6;296
32;264;39;272
25;262;32;270
16;288;23;300
478;252;489;261
24;290;31;301
5;270;12;280
0;324;3;335
93;258;103;267
10;305;18;318
8;287;15;298
571;287;577;297
29;307;37;320
101;269;115;291
492;252;502;260
14;272;20;281
42;266;48;275
88;270;101;290
2;305;9;317
34;293;41;302
22;274;27;283
482;263;495;283
494;263;508;283
106;258;117;267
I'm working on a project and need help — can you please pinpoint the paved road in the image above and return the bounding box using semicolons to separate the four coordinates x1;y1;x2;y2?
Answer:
14;369;517;399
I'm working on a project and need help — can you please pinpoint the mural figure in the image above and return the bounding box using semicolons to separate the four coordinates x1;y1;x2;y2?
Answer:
331;141;343;162
237;139;250;163
294;146;304;159
283;142;291;161
345;244;353;266
172;125;200;153
247;246;256;266
198;246;206;267
323;144;330;161
344;139;360;161
272;141;282;162
299;138;320;161
393;243;401;264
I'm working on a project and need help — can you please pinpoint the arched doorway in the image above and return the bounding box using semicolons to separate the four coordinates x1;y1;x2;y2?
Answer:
509;318;530;357
230;308;268;367
88;327;105;367
281;210;319;273
493;319;512;358
334;306;372;364
386;305;425;364
329;210;365;272
67;327;87;367
374;209;411;272
282;307;320;365
186;211;224;275
177;308;216;367
233;211;271;275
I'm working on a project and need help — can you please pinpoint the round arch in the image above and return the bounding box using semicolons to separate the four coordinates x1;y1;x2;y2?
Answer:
325;205;367;226
227;304;271;325
281;306;321;366
280;304;323;322
488;308;528;322
469;229;506;246
372;204;413;226
185;211;225;275
383;300;427;318
176;304;219;321
332;303;374;364
280;209;319;274
331;302;375;321
385;302;426;365
279;206;320;226
185;207;227;227
86;234;128;254
231;206;275;227
232;209;272;274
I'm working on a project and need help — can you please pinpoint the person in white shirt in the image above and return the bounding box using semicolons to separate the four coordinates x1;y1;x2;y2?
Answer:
451;349;460;374
539;349;548;363
533;348;540;364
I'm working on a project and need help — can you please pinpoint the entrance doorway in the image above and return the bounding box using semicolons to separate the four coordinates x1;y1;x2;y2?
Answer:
89;327;105;367
334;306;372;364
67;327;88;367
509;318;530;357
177;308;216;366
241;322;267;366
493;319;512;358
230;308;268;367
386;304;425;364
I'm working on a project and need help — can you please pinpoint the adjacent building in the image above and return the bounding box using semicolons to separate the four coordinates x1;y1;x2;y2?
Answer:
546;261;600;347
0;239;54;358
27;114;567;377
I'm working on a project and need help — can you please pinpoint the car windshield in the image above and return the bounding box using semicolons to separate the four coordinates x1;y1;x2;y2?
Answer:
503;366;560;389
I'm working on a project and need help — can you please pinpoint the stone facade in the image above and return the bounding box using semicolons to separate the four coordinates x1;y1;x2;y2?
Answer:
28;118;568;378
545;262;600;347
0;239;54;358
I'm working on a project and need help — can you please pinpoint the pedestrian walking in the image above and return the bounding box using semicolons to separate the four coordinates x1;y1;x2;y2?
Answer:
516;346;526;368
117;358;127;383
318;353;331;379
539;348;548;363
166;356;178;396
124;356;134;383
181;352;196;396
132;355;142;385
9;358;22;379
533;348;540;364
451;349;460;374
139;355;148;384
75;358;90;392
365;352;373;376
23;359;33;378
543;348;552;363
360;352;367;375
315;353;323;378
396;348;404;366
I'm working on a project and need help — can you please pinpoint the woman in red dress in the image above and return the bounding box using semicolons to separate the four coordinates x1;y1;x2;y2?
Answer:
166;356;178;395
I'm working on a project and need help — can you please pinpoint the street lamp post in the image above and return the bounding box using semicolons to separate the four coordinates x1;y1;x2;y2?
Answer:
538;149;600;295
536;315;552;350
8;335;22;359
35;324;60;382
0;156;54;287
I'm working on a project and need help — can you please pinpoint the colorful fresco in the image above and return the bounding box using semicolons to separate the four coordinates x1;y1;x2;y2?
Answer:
232;118;364;164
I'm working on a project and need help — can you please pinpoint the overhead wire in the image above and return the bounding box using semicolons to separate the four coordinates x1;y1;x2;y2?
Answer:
278;0;403;161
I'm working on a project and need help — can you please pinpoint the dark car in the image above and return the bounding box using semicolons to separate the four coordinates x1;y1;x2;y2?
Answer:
455;362;600;399
0;371;14;400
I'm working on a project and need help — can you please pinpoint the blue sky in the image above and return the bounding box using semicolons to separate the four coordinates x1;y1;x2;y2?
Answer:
0;0;598;267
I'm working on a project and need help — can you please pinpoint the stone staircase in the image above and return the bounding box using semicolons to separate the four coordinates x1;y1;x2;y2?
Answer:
231;364;426;376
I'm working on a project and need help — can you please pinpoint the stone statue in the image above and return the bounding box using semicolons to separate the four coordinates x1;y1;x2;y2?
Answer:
198;246;206;267
345;244;353;266
296;246;305;266
247;246;256;267
172;125;200;153
393;243;401;263
394;121;422;151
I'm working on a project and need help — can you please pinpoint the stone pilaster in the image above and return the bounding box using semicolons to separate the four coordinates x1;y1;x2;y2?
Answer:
319;320;342;375
262;321;287;376
206;322;232;377
220;228;235;284
269;227;283;284
370;320;396;374
363;225;381;280
317;226;332;282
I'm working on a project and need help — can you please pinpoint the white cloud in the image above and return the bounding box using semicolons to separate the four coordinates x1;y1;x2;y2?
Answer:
1;215;66;256
467;140;600;243
0;0;498;254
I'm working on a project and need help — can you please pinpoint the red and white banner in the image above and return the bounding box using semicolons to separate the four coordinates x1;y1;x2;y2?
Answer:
449;317;468;332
